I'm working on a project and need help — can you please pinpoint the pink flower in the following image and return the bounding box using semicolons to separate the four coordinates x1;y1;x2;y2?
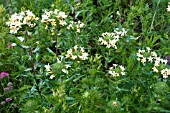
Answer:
0;72;9;78
8;43;17;48
6;98;12;102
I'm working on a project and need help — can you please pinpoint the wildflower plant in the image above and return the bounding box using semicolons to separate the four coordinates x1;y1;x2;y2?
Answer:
6;10;39;34
136;47;169;78
108;64;126;77
99;28;127;49
41;9;68;35
65;45;88;61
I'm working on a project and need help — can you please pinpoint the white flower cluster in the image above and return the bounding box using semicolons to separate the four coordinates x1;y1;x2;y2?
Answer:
44;63;54;79
66;45;88;60
41;9;67;35
67;20;84;33
108;64;126;77
6;10;39;34
167;2;170;12
161;68;170;79
136;47;169;78
99;28;127;49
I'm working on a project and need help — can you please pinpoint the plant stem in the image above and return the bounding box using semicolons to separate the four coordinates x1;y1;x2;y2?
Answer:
25;32;42;99
55;28;58;58
26;31;34;73
55;34;58;58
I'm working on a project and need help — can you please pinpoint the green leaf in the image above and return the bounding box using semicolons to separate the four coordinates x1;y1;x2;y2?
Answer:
66;97;76;100
33;46;40;53
47;48;56;56
24;68;32;72
18;85;32;92
75;10;88;19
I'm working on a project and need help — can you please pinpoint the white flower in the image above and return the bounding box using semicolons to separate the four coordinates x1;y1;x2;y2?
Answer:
160;59;167;64
79;23;84;28
66;54;70;58
9;26;19;34
121;72;125;75
11;43;17;46
44;10;52;17
154;60;160;67
99;37;103;42
112;64;118;67
136;53;143;58
59;20;67;26
106;44;111;48
71;55;77;60
163;75;168;79
57;11;67;19
147;56;153;63
54;9;59;14
121;28;127;36
50;75;55;79
141;57;146;64
76;28;80;33
152;66;158;73
20;11;25;16
150;52;157;58
119;65;125;71
74;45;78;51
57;57;61;63
79;52;88;60
41;14;49;22
67;49;72;55
116;11;120;16
138;49;144;53
109;70;118;77
17;36;24;41
167;4;170;12
26;10;34;17
65;64;71;68
62;69;68;74
137;57;140;61
45;63;51;71
146;47;151;53
80;47;85;52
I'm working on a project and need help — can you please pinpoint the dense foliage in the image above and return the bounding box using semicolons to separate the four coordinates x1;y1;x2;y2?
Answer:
0;0;170;112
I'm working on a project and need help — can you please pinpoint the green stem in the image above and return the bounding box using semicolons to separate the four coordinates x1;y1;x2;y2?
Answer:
25;31;42;99
55;33;58;58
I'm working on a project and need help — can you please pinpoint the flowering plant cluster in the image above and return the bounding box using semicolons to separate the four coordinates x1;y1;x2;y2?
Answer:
65;45;88;60
0;72;9;79
6;10;39;34
136;47;169;78
67;20;84;33
99;28;127;49
41;9;67;35
108;64;126;77
3;82;13;92
1;1;170;113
